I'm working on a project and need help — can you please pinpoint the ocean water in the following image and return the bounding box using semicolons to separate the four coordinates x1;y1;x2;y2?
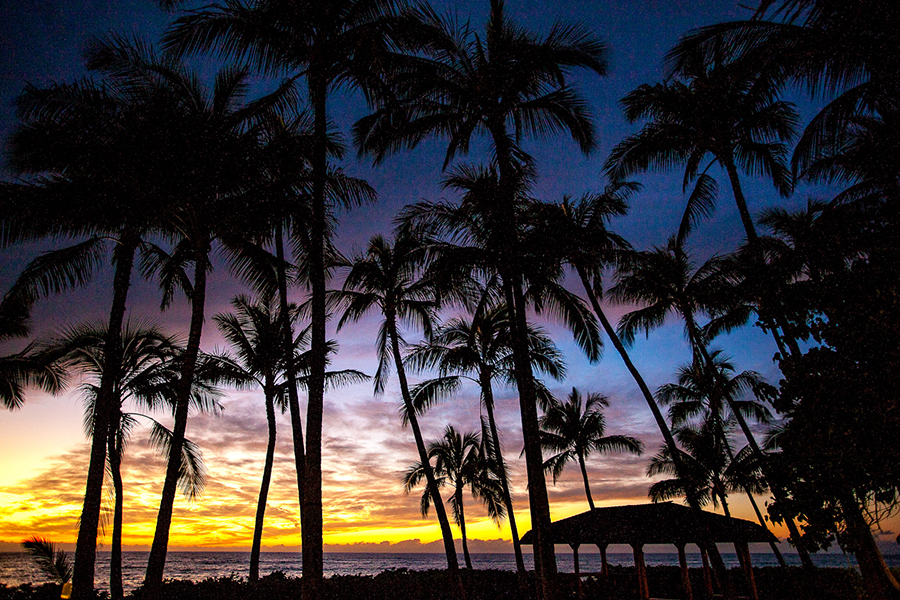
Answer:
1;551;891;594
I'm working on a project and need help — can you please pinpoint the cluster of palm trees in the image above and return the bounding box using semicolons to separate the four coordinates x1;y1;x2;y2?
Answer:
2;0;899;600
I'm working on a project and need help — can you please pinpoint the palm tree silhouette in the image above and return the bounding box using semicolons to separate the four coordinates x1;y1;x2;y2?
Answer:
405;303;565;580
403;425;504;570
647;422;739;515
43;321;221;599
3;36;253;594
335;230;463;583
605;42;797;248
539;388;642;511
357;2;608;590
66;38;288;595
214;294;367;581
612;240;812;570
165;4;404;591
605;40;804;362
214;295;295;583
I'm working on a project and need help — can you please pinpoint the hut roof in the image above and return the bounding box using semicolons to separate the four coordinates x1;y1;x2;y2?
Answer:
520;502;776;546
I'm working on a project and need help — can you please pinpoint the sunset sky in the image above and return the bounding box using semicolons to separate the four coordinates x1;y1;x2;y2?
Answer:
2;0;897;558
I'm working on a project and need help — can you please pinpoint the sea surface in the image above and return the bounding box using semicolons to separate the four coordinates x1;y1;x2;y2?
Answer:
1;551;892;594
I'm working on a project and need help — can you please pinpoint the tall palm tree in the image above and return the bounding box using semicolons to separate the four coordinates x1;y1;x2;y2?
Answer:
213;295;294;583
335;230;463;586
68;37;290;597
2;39;222;595
405;303;565;579
42;321;220;599
403;425;505;570
539;388;642;510
605;40;803;361
213;294;367;581
356;3;608;592
164;5;403;593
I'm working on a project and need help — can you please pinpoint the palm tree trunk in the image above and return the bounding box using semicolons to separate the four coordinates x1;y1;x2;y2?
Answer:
839;490;900;599
250;386;277;582
575;268;735;597
274;222;307;568
71;231;137;600
723;157;802;359
503;275;558;600
456;486;473;570
480;373;527;582
722;438;787;567
387;315;463;592
691;331;814;570
108;413;124;600
144;240;210;598
302;72;328;600
577;454;595;511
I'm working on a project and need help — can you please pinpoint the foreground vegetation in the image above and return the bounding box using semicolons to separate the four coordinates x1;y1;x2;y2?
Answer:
0;567;875;600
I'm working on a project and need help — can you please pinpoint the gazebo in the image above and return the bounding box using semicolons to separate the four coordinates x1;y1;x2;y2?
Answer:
520;502;776;600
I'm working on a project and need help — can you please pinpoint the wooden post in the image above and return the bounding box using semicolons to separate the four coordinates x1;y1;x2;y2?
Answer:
631;543;649;600
676;542;694;600
597;543;609;578
736;541;759;600
700;543;714;597
570;543;582;598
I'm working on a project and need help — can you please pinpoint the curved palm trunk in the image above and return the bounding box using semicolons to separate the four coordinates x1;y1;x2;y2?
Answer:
250;385;277;582
456;485;473;569
577;453;595;511
144;241;210;598
723;156;802;360
575;268;735;597
71;231;138;600
274;223;307;574
302;73;328;600
480;373;527;583
839;490;900;599
108;411;124;600
387;314;463;595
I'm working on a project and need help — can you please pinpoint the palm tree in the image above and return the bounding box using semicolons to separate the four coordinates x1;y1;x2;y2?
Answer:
3;41;220;595
213;294;368;582
214;295;293;583
605;40;803;361
66;38;289;596
605;41;797;250
611;240;812;569
656;352;775;536
335;230;463;585
165;5;403;593
405;303;565;580
356;3;608;592
647;422;738;515
42;321;220;600
539;388;642;510
403;425;505;570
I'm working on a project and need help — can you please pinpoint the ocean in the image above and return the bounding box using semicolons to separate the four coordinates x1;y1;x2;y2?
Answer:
2;551;889;593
